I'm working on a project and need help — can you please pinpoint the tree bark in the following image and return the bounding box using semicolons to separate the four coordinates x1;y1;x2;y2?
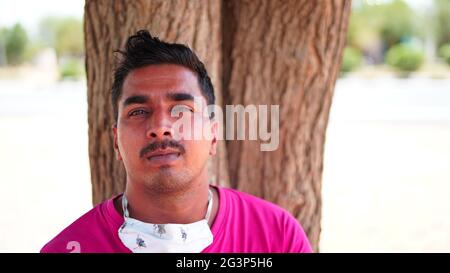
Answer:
85;0;351;251
84;0;229;205
222;0;351;251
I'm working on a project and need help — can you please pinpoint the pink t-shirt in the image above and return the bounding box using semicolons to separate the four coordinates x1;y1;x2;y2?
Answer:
41;186;312;253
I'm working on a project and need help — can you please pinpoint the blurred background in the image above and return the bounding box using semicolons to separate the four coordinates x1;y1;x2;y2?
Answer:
0;0;449;252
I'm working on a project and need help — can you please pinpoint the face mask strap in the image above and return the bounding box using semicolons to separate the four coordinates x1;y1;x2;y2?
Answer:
204;189;213;222
122;194;130;218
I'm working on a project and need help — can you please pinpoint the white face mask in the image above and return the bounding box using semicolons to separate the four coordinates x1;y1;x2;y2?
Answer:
118;190;214;253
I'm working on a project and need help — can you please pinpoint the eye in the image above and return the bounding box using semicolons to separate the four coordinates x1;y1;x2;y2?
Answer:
172;105;194;114
129;109;148;117
181;105;194;112
183;107;194;113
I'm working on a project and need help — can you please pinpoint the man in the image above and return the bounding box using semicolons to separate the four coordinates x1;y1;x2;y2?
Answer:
41;30;312;253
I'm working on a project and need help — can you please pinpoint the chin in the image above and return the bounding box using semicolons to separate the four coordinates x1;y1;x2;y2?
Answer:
143;167;194;194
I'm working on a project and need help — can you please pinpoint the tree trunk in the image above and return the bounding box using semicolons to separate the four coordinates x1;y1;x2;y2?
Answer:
222;0;351;251
85;0;351;251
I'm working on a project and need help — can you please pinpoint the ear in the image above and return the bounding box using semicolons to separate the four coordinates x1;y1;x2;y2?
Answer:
209;120;218;156
112;124;122;161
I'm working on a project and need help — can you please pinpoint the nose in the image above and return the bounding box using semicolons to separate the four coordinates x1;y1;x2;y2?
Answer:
146;111;174;140
147;126;173;139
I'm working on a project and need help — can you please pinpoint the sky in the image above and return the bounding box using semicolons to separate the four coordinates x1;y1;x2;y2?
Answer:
0;0;84;35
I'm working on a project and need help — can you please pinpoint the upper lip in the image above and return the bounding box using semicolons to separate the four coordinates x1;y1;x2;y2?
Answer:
145;149;181;158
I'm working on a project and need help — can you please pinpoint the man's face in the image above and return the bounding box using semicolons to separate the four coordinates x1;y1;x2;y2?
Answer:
113;64;217;193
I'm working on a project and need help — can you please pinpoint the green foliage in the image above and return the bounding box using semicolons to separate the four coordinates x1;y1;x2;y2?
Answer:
59;58;85;79
4;24;28;65
341;47;363;73
434;0;450;48
348;0;421;50
39;17;84;57
438;44;450;65
379;0;417;47
23;41;46;62
386;44;424;72
0;28;7;66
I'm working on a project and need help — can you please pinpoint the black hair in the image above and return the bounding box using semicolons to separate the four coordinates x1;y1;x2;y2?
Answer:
111;30;215;121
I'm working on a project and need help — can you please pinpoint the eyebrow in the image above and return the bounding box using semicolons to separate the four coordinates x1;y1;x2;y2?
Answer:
123;95;149;107
166;92;195;102
122;92;195;108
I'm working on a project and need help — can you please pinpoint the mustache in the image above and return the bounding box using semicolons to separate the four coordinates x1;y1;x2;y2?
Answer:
139;139;186;158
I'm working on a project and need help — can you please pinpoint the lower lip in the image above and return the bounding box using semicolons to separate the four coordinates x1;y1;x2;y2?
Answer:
146;153;181;166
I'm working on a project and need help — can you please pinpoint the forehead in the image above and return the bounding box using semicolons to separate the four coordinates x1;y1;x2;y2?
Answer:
121;64;203;101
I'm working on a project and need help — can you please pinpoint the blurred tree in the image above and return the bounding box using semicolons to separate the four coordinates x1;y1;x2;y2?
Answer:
39;17;59;46
60;58;85;79
0;28;7;66
386;44;424;73
55;18;84;57
439;44;450;65
347;0;421;63
341;46;363;73
85;0;351;251
39;17;84;57
23;41;46;63
5;23;28;65
347;1;382;49
379;0;416;48
434;0;450;49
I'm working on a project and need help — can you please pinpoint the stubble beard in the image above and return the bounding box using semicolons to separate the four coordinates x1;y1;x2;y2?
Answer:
143;166;195;194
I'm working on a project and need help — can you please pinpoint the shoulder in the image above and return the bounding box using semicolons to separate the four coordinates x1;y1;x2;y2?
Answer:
40;198;117;253
218;187;312;253
219;187;290;218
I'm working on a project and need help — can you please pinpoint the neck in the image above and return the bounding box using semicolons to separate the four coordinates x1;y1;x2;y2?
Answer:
120;170;214;225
